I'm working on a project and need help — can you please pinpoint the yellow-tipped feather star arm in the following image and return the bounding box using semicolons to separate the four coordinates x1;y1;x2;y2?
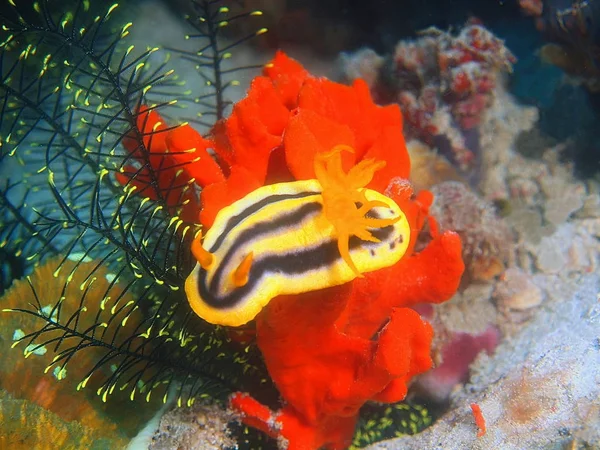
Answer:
185;180;410;327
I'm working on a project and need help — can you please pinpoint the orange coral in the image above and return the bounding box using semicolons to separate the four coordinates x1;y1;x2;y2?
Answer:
0;258;159;445
0;389;128;450
120;51;464;449
117;106;222;223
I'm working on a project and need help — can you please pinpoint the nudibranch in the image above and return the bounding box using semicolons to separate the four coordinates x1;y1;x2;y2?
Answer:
185;146;411;326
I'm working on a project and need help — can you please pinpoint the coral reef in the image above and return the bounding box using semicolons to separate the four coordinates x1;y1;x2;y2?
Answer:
132;51;463;450
0;1;462;446
0;2;456;447
407;80;599;408
0;257;158;446
339;20;515;176
0;389;128;450
368;272;600;449
361;75;590;409
478;87;598;280
477;80;540;200
148;402;237;450
519;0;600;91
412;283;500;402
4;0;597;448
406;140;463;191
494;267;544;311
429;181;514;283
414;325;500;402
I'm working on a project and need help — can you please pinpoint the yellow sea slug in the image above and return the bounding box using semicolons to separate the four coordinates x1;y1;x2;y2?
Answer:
185;145;410;326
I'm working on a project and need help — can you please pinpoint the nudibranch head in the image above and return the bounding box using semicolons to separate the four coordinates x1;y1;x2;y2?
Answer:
185;146;410;327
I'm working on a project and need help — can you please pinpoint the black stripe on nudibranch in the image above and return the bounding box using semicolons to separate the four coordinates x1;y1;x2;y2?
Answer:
208;190;320;253
197;223;394;310
207;201;323;292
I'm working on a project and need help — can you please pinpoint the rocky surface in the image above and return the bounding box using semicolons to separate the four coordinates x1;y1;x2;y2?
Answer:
148;402;236;450
369;82;600;450
369;272;600;450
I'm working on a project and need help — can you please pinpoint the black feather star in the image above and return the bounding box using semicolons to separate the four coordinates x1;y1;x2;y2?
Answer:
0;0;270;427
169;0;267;128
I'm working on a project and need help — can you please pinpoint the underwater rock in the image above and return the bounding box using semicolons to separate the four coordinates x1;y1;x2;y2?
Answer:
148;402;236;450
368;273;600;450
580;217;600;238
577;191;600;218
406;140;463;191
494;267;544;310
338;47;385;92
414;325;500;403
413;284;500;402
430;181;513;283
506;204;548;244
478;83;539;200
435;284;498;336
534;231;570;273
494;142;599;276
541;182;585;226
531;222;598;274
